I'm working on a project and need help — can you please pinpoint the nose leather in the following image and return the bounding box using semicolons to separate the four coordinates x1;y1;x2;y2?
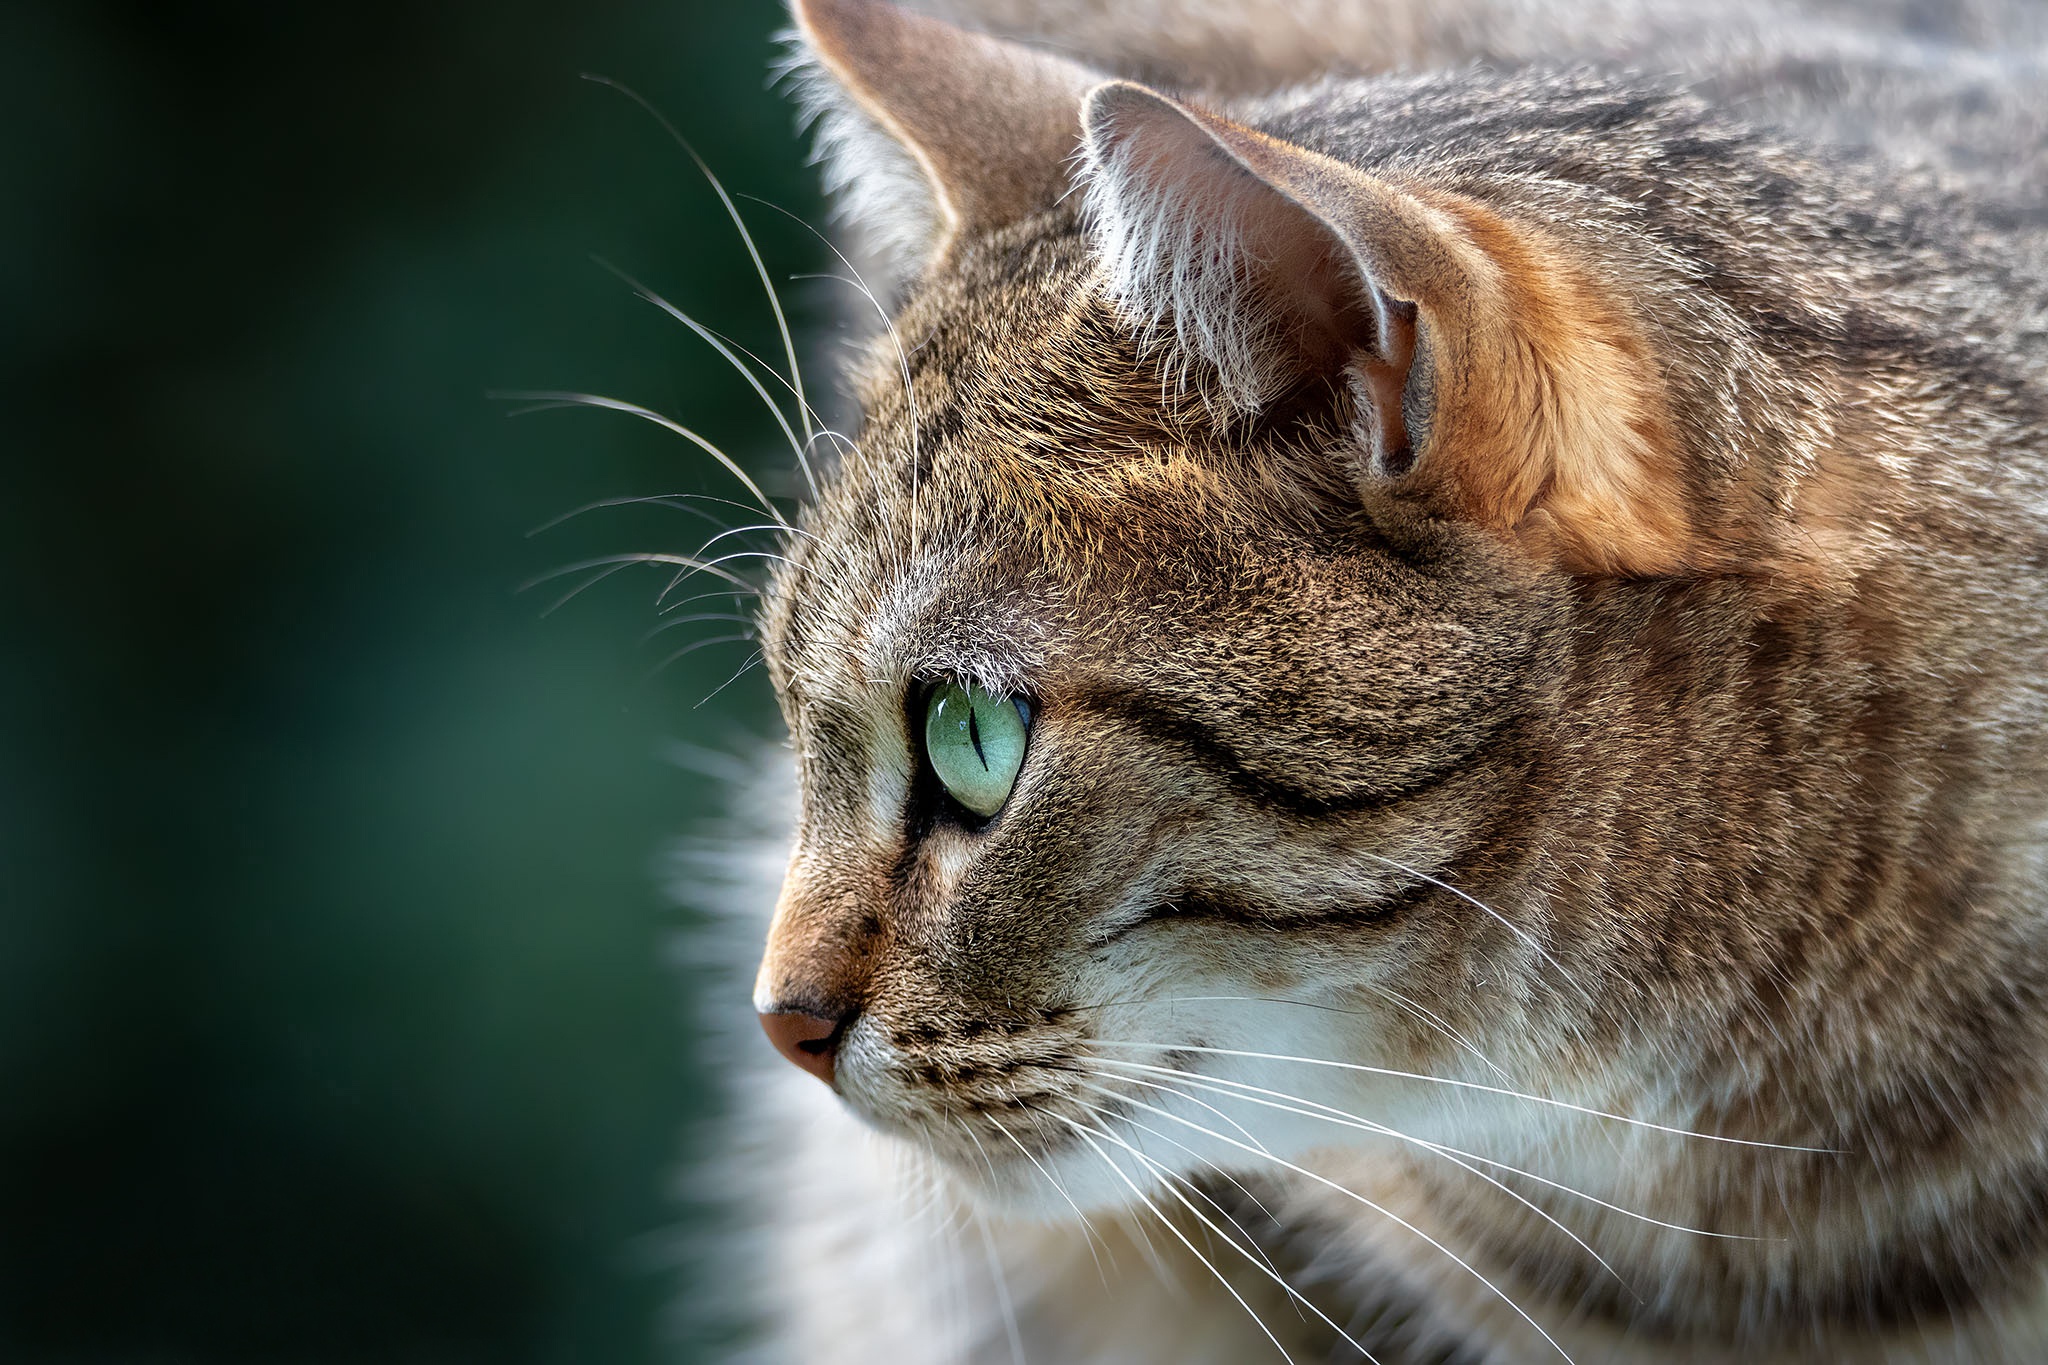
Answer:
758;1009;846;1086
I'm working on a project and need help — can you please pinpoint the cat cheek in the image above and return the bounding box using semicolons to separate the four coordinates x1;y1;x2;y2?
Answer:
920;830;979;902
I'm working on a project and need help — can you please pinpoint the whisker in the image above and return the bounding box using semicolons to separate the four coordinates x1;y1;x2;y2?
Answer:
1358;983;1513;1083
1084;1040;1836;1152
956;1125;1030;1365
1045;1111;1297;1363
527;491;754;538
648;632;755;677
695;650;763;709
1355;851;1586;1001
491;390;789;530
529;560;640;616
1074;991;1511;1083
649;549;802;609
582;75;816;455
1064;1079;1579;1362
521;552;760;597
1076;1068;1631;1290
1092;1059;1755;1248
674;313;849;463
656;587;761;617
1066;1064;1277;1160
593;257;819;499
747;195;927;568
1063;1092;1289;1284
975;1208;1029;1365
640;611;757;641
1069;1100;1380;1363
987;1114;1117;1284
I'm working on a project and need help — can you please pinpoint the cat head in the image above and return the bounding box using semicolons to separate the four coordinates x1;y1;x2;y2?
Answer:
753;0;1812;1211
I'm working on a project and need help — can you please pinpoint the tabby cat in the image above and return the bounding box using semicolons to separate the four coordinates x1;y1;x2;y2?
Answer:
702;0;2048;1359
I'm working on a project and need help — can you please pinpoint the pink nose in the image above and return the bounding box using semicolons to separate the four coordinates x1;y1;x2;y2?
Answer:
758;1009;846;1086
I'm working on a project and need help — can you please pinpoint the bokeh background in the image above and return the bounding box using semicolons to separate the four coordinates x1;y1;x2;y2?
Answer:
3;2;824;1359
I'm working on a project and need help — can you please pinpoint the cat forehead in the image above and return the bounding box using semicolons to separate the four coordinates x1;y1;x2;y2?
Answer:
821;221;1327;529
761;215;1368;706
847;219;1179;446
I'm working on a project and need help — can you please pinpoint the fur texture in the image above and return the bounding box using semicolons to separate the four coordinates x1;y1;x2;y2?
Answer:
700;1;2048;1360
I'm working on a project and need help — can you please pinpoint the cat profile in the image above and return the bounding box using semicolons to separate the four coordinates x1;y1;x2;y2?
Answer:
698;0;2048;1359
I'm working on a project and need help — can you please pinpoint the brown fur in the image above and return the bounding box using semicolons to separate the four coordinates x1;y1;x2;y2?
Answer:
737;1;2048;1358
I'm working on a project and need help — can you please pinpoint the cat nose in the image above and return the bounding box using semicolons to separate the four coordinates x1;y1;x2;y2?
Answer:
758;1007;850;1086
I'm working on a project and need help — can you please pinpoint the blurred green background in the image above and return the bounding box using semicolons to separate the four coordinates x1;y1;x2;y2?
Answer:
2;2;824;1360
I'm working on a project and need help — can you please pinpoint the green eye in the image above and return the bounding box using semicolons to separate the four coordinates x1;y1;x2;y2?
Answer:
923;680;1030;818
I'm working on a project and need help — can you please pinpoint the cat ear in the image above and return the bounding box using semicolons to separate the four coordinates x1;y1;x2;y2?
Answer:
1080;81;1697;577
789;0;1099;282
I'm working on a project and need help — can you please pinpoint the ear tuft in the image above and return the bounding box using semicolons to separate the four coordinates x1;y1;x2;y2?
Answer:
1080;81;1303;410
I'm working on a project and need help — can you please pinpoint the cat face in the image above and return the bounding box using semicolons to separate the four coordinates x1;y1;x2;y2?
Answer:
753;226;1568;1205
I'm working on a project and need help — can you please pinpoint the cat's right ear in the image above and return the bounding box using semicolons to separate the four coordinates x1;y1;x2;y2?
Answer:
788;0;1098;288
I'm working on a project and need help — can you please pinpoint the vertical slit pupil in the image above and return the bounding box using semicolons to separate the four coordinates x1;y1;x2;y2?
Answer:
967;701;989;771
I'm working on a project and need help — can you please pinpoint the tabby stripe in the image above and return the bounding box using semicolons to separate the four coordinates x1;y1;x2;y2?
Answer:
1091;884;1428;949
1070;683;1493;818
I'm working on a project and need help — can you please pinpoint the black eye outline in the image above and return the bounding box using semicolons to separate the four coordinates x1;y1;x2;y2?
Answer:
905;678;1035;835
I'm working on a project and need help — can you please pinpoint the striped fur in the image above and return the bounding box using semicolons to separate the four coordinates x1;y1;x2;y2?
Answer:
711;1;2048;1359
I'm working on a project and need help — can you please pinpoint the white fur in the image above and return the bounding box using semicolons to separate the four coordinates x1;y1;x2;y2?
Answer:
777;33;949;297
1077;98;1295;412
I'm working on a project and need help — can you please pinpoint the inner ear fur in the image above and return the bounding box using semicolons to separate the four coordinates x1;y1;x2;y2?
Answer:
1081;80;1698;578
793;0;1100;273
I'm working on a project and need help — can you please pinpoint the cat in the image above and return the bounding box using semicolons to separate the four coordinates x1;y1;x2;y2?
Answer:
691;0;2048;1359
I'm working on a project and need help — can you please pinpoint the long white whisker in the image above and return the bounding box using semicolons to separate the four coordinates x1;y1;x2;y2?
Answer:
1087;991;1511;1083
695;650;763;709
649;632;754;676
656;587;760;617
1066;1082;1578;1362
492;391;789;529
1092;1060;1756;1247
677;313;849;464
956;1125;1029;1365
593;258;819;498
1076;1069;1629;1289
522;552;760;596
975;1208;1029;1365
1071;1103;1380;1363
1359;983;1514;1082
640;611;756;641
1357;851;1585;1000
988;1114;1117;1284
1063;1093;1290;1287
582;75;815;455
527;491;760;537
1085;1040;1835;1152
649;549;803;610
529;560;640;616
750;195;926;566
1048;1112;1297;1364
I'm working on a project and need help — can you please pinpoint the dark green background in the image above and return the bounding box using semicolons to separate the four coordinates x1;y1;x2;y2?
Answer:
3;2;824;1359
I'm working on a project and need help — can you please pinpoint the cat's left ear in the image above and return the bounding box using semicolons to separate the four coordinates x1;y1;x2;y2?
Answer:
790;0;1098;285
1081;82;1698;577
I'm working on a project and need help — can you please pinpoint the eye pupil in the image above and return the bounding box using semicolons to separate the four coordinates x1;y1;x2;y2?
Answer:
967;707;988;770
923;681;1029;818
